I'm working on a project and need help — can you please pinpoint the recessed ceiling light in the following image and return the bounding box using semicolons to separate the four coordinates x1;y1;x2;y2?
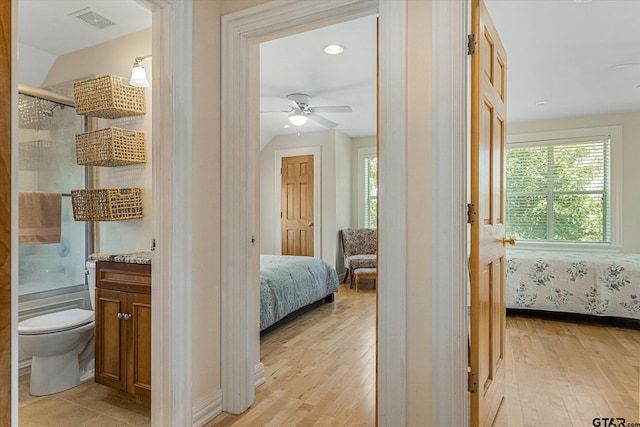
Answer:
323;44;344;55
573;0;593;3
283;124;290;129
535;99;551;106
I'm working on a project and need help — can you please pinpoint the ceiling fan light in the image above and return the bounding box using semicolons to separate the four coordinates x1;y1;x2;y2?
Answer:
288;113;308;126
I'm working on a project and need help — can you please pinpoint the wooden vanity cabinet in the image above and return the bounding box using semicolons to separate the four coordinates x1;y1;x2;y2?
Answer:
95;261;151;403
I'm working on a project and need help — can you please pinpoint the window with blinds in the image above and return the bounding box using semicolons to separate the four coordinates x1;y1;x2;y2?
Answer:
506;136;610;243
364;155;378;229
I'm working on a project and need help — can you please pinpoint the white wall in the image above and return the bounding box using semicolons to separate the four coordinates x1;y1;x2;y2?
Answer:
260;129;350;270
18;43;56;87
335;131;352;271
406;0;434;422
509;111;640;253
192;0;222;409
42;29;153;255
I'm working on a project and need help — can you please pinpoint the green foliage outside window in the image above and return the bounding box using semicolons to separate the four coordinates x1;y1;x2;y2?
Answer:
506;139;609;243
365;156;377;229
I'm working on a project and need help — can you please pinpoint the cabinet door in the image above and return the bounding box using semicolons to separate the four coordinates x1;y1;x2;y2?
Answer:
128;292;151;401
95;288;127;392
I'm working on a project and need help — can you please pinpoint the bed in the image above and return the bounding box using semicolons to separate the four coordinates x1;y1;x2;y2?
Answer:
260;254;340;331
506;249;640;322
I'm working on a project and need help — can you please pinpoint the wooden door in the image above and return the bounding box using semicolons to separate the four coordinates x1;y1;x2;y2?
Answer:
95;288;127;392
470;0;508;425
0;1;11;422
128;292;152;401
281;155;314;256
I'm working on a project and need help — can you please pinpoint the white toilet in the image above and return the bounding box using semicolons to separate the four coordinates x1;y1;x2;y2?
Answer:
18;260;97;396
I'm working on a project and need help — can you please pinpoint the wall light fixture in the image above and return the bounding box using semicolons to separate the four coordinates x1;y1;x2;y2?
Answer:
130;55;152;87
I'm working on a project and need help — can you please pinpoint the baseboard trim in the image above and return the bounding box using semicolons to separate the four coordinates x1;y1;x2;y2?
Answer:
255;362;265;388
192;390;223;427
18;359;30;372
190;362;263;426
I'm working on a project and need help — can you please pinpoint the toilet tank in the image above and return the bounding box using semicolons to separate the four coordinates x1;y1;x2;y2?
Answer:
85;260;97;310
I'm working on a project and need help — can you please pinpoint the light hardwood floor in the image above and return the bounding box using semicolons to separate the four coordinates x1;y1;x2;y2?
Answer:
208;281;378;427
211;284;640;426
494;315;640;426
16;281;640;426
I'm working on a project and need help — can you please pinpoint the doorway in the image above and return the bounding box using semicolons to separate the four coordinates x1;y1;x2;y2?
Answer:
280;155;315;257
272;148;322;259
222;2;400;418
221;0;465;424
14;0;154;399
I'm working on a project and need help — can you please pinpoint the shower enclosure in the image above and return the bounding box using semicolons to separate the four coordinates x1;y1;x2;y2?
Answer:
18;85;91;297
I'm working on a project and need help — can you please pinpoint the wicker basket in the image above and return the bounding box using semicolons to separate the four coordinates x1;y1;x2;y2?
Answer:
19;140;55;170
71;188;143;221
18;96;51;129
76;127;146;166
73;75;146;119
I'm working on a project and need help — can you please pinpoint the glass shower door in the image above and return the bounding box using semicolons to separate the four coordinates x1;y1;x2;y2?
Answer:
18;92;86;296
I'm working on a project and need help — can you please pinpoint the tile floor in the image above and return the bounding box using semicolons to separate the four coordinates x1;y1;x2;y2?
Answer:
19;373;151;426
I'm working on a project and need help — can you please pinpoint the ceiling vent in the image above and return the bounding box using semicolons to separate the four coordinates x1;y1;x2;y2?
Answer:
68;8;115;30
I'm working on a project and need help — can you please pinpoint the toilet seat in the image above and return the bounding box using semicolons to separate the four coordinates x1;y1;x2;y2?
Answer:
19;308;94;335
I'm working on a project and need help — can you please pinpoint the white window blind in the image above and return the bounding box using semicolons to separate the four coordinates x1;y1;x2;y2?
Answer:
506;136;610;243
364;155;378;229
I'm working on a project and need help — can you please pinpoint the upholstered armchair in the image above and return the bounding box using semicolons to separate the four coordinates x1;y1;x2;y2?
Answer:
339;228;377;287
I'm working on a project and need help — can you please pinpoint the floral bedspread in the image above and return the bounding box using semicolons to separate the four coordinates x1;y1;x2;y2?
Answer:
506;249;640;320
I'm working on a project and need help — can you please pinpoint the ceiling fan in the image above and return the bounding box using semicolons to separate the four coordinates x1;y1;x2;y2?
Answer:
262;93;352;128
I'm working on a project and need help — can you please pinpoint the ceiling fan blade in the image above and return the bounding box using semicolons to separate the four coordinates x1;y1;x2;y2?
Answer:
286;99;300;109
308;113;338;128
260;109;292;113
309;106;352;113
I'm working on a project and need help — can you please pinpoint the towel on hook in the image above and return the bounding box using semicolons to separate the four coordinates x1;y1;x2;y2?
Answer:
19;192;62;245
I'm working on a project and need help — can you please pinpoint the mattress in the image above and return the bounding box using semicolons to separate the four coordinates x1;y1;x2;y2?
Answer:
506;249;640;320
260;254;339;330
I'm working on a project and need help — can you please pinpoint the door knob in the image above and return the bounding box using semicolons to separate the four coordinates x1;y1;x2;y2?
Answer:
501;237;516;246
308;222;314;227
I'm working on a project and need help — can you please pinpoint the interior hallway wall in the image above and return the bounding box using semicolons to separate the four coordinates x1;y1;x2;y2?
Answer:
192;0;223;409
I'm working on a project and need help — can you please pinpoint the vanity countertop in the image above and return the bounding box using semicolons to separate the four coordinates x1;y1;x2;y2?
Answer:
89;250;152;265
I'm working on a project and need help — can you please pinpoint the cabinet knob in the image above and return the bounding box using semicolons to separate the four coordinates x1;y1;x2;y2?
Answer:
117;312;123;319
123;313;131;320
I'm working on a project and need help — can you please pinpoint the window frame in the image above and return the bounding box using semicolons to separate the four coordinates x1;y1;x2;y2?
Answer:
357;146;377;229
506;125;622;252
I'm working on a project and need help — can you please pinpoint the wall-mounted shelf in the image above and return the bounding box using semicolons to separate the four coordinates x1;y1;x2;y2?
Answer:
76;127;146;167
73;75;146;119
71;188;143;221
